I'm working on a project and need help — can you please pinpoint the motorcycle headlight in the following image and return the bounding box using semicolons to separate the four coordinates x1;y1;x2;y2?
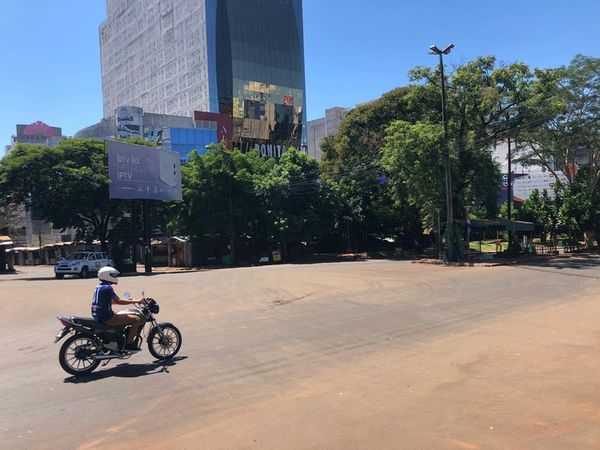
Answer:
146;299;159;314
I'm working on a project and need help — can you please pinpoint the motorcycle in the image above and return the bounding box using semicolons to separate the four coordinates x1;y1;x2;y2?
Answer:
54;293;182;376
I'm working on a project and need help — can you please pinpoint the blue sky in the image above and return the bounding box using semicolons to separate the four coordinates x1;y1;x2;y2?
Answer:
1;0;599;155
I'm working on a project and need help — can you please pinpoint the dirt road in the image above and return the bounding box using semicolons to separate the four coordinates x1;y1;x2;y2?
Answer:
2;258;600;449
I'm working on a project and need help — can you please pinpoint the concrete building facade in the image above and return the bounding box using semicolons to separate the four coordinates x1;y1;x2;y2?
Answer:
76;108;221;162
307;107;348;159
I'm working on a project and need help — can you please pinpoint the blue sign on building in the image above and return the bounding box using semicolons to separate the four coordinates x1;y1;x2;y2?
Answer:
165;128;218;162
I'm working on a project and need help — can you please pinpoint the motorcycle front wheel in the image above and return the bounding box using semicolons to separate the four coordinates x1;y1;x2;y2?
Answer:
59;334;101;376
147;323;182;360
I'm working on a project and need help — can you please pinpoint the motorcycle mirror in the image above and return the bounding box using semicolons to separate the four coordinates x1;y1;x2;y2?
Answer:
142;291;145;299
123;292;131;299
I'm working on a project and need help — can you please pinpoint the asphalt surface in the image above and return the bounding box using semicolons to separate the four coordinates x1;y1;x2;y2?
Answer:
2;257;600;449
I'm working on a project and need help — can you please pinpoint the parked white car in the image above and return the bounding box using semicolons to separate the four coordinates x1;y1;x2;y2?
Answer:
54;252;114;279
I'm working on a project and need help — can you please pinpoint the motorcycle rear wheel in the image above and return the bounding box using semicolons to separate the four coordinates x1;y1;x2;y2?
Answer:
59;334;101;376
147;323;182;360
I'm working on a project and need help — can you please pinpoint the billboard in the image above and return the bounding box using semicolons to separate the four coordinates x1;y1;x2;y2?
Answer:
499;171;569;205
108;141;182;201
240;141;289;159
512;172;568;202
115;106;143;139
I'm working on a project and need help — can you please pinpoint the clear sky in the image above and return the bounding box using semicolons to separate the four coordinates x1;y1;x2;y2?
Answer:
2;0;600;155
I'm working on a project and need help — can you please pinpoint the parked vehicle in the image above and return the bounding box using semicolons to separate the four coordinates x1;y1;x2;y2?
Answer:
54;251;114;279
54;293;182;376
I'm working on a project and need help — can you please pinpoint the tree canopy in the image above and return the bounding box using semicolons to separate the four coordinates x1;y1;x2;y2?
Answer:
0;138;123;248
3;54;599;261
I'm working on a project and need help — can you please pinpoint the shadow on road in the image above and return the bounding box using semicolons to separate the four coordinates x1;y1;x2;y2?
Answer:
2;271;203;282
63;355;188;383
511;254;600;278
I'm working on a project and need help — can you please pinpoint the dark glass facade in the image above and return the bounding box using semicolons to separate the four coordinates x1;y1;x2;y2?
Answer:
214;0;306;152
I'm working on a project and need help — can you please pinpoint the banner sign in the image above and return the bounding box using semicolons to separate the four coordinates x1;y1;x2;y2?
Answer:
108;141;182;201
115;106;143;139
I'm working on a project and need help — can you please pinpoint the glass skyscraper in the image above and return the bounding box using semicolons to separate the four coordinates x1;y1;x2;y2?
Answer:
101;0;306;150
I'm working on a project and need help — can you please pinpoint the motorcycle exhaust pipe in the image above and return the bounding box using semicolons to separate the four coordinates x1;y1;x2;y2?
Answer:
94;354;121;361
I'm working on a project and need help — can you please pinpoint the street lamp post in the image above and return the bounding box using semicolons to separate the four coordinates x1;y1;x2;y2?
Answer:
435;207;442;260
429;44;457;262
507;135;514;251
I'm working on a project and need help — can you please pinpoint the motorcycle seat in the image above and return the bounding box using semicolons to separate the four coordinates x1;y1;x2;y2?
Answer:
71;317;121;331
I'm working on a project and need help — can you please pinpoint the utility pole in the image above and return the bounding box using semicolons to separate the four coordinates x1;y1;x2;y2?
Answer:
228;175;235;263
227;151;235;263
429;43;457;262
435;207;442;260
465;206;472;263
131;200;138;271
507;136;513;250
143;200;152;273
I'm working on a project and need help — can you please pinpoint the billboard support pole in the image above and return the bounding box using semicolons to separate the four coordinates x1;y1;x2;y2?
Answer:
143;200;152;274
131;200;138;271
107;140;182;274
507;136;513;252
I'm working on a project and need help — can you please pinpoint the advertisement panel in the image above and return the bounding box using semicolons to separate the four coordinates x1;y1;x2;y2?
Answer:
240;141;289;159
108;141;182;201
512;172;568;202
115;106;144;139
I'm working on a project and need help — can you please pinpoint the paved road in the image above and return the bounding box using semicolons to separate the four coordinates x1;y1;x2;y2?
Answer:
2;258;600;449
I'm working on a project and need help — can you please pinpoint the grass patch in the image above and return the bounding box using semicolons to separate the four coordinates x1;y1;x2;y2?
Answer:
469;241;509;253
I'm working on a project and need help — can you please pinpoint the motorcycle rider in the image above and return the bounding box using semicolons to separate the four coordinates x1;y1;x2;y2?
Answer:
92;267;142;352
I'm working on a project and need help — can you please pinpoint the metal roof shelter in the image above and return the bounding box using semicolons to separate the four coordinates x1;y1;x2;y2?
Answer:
502;220;535;232
456;219;534;232
0;236;14;247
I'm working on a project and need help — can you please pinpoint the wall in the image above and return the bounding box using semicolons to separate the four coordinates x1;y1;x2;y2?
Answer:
100;0;211;118
307;107;348;159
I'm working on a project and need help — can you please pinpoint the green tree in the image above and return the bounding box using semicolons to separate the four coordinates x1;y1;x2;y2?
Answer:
321;87;420;249
171;143;348;262
408;56;532;218
519;189;562;244
255;148;323;259
381;121;445;226
171;142;272;262
518;55;600;188
0;138;123;249
322;57;534;251
555;167;600;246
515;55;600;243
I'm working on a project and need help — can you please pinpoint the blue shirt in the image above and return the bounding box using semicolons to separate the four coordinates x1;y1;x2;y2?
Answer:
91;282;117;322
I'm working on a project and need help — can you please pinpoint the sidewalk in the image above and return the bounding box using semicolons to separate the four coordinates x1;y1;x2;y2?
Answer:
121;264;203;276
414;253;564;267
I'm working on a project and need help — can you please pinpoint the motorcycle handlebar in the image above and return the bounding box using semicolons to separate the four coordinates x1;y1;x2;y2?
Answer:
135;297;149;307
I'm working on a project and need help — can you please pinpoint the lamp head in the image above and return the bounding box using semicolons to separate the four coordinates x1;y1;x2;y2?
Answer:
442;44;455;54
429;45;441;54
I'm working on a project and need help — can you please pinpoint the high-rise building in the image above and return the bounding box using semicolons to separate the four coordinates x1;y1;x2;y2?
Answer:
307;107;349;159
100;0;306;150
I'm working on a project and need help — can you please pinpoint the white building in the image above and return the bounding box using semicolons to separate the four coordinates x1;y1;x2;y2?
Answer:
101;0;213;118
307;107;349;159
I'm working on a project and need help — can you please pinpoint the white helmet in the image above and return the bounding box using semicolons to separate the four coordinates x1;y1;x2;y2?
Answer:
98;266;120;284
